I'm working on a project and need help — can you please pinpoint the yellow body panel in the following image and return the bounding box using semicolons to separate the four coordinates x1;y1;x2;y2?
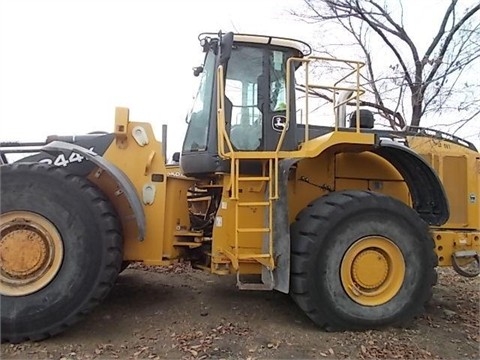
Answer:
408;135;480;230
287;149;411;223
89;111;195;265
101;121;168;264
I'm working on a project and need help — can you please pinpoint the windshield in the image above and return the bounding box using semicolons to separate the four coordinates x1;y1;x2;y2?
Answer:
182;52;216;152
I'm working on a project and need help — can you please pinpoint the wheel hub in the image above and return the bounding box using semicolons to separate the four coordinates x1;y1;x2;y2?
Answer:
352;249;389;289
340;236;405;306
1;228;49;278
0;212;64;296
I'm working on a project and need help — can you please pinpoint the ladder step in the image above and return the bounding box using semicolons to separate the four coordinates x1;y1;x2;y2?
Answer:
236;271;274;291
195;184;223;189
238;254;271;259
237;227;270;233
238;176;270;181
174;230;203;237
237;282;274;291
172;242;202;248
236;253;274;268
237;201;270;207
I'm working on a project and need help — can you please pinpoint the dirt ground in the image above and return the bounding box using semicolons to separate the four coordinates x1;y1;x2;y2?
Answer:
1;264;479;360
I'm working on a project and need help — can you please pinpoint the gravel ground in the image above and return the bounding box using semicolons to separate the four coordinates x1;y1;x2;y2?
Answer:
1;264;479;359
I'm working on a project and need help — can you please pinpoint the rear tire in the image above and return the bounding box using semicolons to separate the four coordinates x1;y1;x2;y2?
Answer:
290;190;437;330
0;163;123;342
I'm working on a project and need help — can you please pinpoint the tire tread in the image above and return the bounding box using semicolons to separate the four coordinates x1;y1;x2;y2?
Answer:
1;163;123;343
290;190;436;330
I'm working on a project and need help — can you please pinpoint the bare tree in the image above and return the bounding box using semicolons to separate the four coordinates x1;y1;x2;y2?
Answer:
292;0;480;130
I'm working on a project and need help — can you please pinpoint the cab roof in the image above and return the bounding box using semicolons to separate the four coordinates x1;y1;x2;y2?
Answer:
199;32;312;56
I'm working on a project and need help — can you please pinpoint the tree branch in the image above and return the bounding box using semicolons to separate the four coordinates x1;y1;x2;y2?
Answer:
423;0;458;61
423;2;480;91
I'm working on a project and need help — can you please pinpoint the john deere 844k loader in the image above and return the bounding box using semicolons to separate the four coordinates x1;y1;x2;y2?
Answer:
1;32;479;342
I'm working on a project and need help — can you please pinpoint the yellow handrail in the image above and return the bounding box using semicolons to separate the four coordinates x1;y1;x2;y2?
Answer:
286;55;366;139
216;65;235;158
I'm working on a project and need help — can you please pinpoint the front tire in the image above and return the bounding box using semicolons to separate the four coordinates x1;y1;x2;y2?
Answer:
290;190;437;330
0;163;123;342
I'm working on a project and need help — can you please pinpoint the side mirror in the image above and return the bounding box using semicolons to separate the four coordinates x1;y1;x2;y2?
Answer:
172;152;180;163
193;66;203;77
219;32;234;64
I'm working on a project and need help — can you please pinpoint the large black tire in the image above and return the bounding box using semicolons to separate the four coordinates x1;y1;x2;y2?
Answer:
290;190;437;330
0;163;123;342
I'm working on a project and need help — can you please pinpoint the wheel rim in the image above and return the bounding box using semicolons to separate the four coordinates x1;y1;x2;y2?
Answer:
0;211;64;296
340;236;405;306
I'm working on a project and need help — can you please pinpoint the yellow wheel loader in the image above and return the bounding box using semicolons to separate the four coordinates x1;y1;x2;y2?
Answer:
1;32;479;342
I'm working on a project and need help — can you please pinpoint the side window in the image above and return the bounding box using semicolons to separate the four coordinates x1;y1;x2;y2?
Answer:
270;50;287;112
226;80;259;127
225;79;243;126
225;46;263;151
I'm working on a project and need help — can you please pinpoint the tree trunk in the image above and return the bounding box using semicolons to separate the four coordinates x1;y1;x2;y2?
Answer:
410;85;423;127
411;104;422;127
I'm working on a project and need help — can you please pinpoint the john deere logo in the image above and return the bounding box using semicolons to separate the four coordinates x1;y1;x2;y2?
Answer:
272;115;288;132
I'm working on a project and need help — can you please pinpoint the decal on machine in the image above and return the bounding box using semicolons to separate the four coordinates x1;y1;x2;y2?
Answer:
272;115;289;132
167;171;187;178
39;147;96;167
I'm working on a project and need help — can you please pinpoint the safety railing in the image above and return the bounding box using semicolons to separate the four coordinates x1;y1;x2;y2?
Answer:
286;56;366;142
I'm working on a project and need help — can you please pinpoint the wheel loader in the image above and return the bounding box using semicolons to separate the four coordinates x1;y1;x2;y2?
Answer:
1;32;479;343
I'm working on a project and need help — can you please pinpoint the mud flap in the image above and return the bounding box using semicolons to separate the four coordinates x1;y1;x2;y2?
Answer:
272;158;299;293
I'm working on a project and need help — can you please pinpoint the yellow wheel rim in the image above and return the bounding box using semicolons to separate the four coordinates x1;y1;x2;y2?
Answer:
0;211;64;296
340;236;405;306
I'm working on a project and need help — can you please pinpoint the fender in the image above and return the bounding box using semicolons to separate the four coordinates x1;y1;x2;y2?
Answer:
43;141;146;240
374;138;449;226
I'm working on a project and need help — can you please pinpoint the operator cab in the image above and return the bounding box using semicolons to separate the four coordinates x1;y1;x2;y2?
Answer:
181;32;311;176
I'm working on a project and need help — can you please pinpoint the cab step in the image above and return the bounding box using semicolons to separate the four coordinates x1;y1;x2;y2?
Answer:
236;270;274;291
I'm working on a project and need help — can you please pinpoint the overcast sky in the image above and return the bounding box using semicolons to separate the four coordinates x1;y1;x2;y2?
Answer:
0;0;312;157
1;0;478;157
